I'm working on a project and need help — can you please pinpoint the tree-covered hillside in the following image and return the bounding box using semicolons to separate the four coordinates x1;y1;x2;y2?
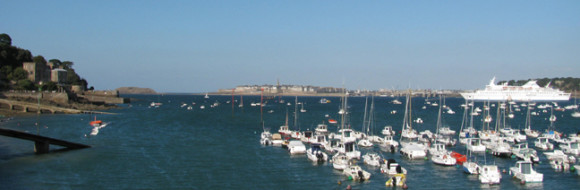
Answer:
0;33;88;90
497;77;580;92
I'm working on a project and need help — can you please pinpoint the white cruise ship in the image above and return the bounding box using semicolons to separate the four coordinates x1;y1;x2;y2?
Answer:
461;77;570;102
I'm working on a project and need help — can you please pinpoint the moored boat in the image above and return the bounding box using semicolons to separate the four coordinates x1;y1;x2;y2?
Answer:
509;161;543;183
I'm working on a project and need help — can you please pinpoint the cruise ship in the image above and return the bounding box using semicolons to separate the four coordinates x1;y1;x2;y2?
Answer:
461;77;571;102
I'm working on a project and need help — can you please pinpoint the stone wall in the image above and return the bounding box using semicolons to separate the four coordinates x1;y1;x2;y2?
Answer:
0;91;69;104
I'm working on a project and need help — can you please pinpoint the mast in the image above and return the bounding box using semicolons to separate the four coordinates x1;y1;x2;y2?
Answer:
362;96;369;134
294;96;299;131
368;96;375;135
494;101;501;132
469;100;475;130
525;101;531;130
260;88;264;123
436;95;442;136
459;99;468;139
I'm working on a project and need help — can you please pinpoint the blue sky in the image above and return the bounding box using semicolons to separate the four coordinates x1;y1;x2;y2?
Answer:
1;1;579;93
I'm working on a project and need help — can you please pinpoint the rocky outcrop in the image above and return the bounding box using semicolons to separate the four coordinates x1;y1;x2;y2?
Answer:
116;87;157;95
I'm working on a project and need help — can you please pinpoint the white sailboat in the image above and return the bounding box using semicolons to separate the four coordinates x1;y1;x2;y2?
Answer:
430;97;456;166
400;91;427;159
524;102;540;138
357;96;374;148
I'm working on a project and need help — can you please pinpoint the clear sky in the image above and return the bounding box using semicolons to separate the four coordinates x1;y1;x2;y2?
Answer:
1;1;579;93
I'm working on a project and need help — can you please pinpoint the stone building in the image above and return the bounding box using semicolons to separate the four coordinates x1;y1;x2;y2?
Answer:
51;69;67;84
23;62;51;83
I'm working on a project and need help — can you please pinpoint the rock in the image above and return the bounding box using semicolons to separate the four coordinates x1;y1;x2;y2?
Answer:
116;87;157;95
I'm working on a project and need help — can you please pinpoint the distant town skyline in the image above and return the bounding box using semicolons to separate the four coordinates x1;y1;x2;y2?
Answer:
1;1;579;93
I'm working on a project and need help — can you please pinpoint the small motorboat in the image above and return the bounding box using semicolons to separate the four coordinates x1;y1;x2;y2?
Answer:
450;151;467;165
400;142;427;159
357;138;374;147
479;165;501;184
331;153;350;170
287;140;306;155
314;123;328;134
463;161;481;174
380;159;407;175
307;144;328;162
385;174;407;187
534;137;554;150
271;133;283;146
382;125;396;136
509;161;543;183
343;165;371;181
431;153;457;166
438;127;456;135
362;152;382;167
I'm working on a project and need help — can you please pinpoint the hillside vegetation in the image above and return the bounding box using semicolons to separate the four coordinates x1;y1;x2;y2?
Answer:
497;77;580;92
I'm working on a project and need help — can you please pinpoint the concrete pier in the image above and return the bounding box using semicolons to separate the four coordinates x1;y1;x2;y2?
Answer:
0;128;91;154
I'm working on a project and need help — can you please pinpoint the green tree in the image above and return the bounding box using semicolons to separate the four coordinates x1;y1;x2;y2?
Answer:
33;55;47;64
62;61;73;69
8;67;28;81
15;79;34;90
49;59;62;68
0;33;11;46
40;81;58;91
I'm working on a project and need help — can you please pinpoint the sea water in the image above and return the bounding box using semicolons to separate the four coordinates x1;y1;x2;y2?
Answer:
1;95;579;189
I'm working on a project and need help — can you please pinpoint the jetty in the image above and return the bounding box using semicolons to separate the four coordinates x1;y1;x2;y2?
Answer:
0;128;91;154
0;99;113;114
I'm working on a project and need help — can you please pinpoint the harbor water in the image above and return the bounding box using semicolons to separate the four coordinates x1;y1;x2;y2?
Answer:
1;95;579;189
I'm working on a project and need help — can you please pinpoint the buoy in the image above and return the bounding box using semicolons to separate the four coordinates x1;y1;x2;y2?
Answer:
520;180;526;185
338;180;342;185
348;176;353;180
511;155;517;159
424;157;428;161
403;183;409;189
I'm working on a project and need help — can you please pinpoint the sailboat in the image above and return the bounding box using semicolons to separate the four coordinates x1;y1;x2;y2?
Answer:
400;91;427;159
357;96;374;147
89;115;108;136
524;102;540;138
459;99;478;144
300;103;307;113
430;96;456;166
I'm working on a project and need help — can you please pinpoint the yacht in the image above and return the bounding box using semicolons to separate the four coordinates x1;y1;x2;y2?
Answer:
461;77;570;101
